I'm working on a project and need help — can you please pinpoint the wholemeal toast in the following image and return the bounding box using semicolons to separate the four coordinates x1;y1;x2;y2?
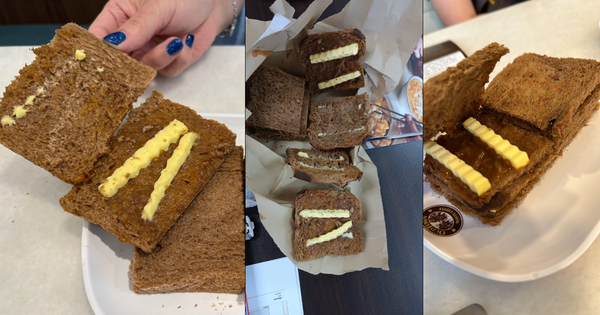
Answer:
246;65;307;135
286;148;362;187
0;23;156;184
293;189;362;262
131;146;244;294
299;29;366;94
423;42;508;140
252;88;310;141
484;53;600;139
308;93;370;150
424;44;600;225
60;91;236;252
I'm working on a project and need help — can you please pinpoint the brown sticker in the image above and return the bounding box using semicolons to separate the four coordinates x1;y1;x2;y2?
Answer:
423;205;463;237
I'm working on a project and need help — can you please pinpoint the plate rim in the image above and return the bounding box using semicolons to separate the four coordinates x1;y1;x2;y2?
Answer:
423;182;600;282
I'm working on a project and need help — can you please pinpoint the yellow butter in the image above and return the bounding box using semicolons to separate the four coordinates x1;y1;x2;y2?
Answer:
297;152;309;158
318;71;361;90
36;87;45;94
25;95;35;105
142;132;197;220
463;117;530;169
310;43;359;64
299;209;350;219
318;126;365;137
13;106;27;118
98;119;188;198
341;232;353;239
1;115;15;127
97;67;104;73
75;50;86;60
424;141;491;196
306;221;353;247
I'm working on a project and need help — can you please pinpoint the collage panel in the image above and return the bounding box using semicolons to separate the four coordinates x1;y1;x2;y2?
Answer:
424;1;600;314
0;0;246;314
245;0;423;314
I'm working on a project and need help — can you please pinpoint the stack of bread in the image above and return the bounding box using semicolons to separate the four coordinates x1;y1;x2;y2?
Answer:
424;43;600;225
246;29;371;261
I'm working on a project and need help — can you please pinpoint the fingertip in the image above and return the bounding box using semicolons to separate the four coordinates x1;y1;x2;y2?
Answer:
166;38;184;56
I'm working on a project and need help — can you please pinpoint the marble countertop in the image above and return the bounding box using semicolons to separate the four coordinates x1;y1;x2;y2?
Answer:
0;45;244;314
424;1;600;314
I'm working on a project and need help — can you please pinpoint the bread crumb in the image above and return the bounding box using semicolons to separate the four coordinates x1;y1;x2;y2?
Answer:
211;303;215;307
229;305;232;308
260;214;266;220
194;304;197;307
162;305;164;308
177;306;181;309
142;125;154;132
75;49;86;60
12;220;14;223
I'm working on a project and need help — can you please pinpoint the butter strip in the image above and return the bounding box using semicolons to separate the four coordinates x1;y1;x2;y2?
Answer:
463;117;530;169
297;151;344;161
98;119;188;198
318;71;361;90
306;221;353;247
424;141;491;196
142;132;197;220
299;209;350;219
310;43;359;64
13;106;27;118
318;126;365;137
1;115;15;127
298;162;345;171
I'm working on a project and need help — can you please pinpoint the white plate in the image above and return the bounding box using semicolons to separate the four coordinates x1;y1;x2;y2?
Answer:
82;114;245;314
424;110;600;282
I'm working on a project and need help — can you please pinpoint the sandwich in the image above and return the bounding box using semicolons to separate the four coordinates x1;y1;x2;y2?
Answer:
60;91;236;252
286;148;362;187
246;65;309;141
308;93;371;150
0;23;156;184
299;29;366;94
131;146;244;294
423;43;600;225
293;189;362;262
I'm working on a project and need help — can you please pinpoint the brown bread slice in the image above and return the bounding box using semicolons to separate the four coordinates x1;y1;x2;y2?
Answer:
294;222;362;262
299;29;366;95
286;148;362;187
293;189;362;226
246;65;306;134
131;146;244;294
0;23;156;184
308;93;370;150
251;88;310;141
484;53;600;139
293;189;362;262
60;91;236;252
298;28;367;68
423;42;508;140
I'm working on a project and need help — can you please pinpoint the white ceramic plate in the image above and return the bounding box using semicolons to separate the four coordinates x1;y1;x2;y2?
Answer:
424;111;600;282
82;115;245;314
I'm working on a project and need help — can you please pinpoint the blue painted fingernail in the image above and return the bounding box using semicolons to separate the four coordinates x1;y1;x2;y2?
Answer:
185;34;194;48
103;32;126;46
166;39;184;55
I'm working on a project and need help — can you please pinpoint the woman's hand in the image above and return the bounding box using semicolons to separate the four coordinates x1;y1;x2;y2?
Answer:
89;0;239;77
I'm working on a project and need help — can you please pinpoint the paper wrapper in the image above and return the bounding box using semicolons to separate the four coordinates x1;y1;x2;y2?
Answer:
246;136;389;275
245;0;423;101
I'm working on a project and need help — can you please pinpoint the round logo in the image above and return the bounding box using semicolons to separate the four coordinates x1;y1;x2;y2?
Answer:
423;205;463;237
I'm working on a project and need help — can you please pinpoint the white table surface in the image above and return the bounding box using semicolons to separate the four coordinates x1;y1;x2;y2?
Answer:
424;1;600;314
0;45;244;315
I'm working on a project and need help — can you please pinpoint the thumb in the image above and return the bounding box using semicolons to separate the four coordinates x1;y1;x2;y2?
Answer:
103;1;167;53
